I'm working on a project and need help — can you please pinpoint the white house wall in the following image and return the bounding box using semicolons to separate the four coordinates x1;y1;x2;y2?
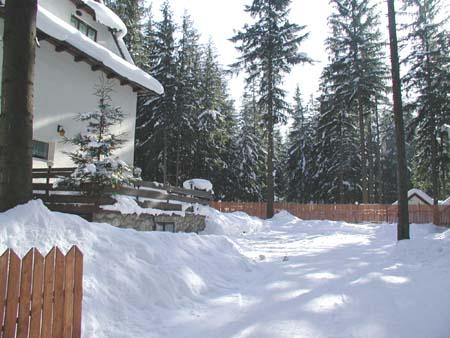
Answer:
39;0;124;59
33;40;137;168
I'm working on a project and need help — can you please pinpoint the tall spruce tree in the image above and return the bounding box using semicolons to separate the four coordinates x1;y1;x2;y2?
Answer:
231;0;311;217
315;0;388;203
104;0;146;67
379;111;399;202
174;13;202;185
135;0;177;184
232;90;265;201
274;129;288;201
403;0;450;202
286;87;315;202
195;42;236;198
315;66;360;203
141;4;159;73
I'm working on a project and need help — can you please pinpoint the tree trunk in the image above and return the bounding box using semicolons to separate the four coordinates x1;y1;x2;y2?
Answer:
266;106;275;219
175;135;180;186
367;112;374;203
387;0;410;240
441;132;447;197
374;101;383;203
163;129;168;185
358;101;369;203
423;34;440;215
338;116;344;204
0;0;37;212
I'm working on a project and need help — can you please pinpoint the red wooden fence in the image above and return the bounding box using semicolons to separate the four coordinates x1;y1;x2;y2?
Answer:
210;202;450;227
0;246;83;338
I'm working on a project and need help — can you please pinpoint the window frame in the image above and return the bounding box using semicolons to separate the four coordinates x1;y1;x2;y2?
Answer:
70;15;97;41
32;140;50;160
155;222;176;233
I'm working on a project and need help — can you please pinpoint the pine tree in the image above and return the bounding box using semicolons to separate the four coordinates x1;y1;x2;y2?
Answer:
233;106;263;201
104;0;147;67
315;0;388;203
315;67;360;203
135;0;177;184
134;6;238;196
274;129;288;201
141;4;159;73
194;42;236;199
403;0;450;201
230;82;266;201
231;0;311;217
62;80;136;196
379;111;399;203
331;0;388;202
286;87;315;202
174;13;202;185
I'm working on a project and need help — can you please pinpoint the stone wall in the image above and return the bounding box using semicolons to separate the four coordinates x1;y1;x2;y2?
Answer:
92;211;206;233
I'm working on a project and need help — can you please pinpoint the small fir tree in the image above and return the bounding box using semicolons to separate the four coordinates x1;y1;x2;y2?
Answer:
63;80;136;196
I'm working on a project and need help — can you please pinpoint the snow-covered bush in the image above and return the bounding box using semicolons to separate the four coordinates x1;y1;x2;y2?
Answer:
61;79;139;196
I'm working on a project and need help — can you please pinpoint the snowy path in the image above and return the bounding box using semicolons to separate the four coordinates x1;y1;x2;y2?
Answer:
163;215;450;338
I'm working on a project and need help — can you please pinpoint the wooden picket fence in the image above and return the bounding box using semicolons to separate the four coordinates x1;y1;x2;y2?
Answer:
0;246;83;338
210;202;450;227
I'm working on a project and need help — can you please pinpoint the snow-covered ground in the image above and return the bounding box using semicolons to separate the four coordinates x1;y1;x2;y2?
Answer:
1;201;449;338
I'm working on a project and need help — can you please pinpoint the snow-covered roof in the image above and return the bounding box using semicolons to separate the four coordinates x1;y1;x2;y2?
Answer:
36;6;163;95
80;0;127;38
392;189;434;205
441;196;450;206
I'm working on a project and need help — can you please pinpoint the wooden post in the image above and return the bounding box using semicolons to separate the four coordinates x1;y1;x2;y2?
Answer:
433;205;440;226
46;166;51;199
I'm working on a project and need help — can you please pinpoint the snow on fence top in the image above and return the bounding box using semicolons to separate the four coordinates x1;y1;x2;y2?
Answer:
37;6;164;95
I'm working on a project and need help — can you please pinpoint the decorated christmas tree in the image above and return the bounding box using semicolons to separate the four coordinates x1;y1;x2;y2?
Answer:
62;79;138;196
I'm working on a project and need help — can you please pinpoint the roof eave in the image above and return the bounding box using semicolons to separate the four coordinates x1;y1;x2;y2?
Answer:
38;30;155;94
0;7;159;95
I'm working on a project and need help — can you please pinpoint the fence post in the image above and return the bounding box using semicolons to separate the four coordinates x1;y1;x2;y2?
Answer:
46;165;51;199
433;205;440;226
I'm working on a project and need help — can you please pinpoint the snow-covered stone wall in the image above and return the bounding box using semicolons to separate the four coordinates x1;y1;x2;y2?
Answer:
93;211;207;233
32;40;137;167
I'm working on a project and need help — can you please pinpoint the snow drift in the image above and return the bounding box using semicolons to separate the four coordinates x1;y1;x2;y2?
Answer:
202;207;268;236
0;200;254;338
1;203;449;338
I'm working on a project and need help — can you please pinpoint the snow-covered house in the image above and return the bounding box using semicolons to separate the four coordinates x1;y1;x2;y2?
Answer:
440;196;450;206
0;0;163;168
393;189;434;206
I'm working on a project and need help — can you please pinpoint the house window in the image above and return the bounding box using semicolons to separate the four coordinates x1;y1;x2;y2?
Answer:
32;140;49;160
70;15;97;41
155;222;175;233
